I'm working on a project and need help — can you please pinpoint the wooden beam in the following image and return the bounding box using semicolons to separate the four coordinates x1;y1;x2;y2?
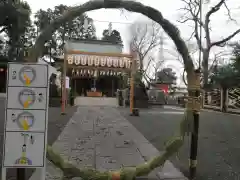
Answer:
67;50;133;58
71;75;123;79
68;65;131;72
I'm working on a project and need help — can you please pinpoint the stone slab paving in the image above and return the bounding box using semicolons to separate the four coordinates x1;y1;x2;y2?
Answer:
30;106;187;180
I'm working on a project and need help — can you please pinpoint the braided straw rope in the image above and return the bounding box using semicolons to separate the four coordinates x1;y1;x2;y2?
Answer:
186;72;201;112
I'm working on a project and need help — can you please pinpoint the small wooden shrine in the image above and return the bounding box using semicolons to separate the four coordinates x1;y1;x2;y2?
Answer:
53;39;132;97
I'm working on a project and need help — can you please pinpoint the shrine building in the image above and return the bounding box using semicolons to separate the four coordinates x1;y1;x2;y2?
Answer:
53;39;132;97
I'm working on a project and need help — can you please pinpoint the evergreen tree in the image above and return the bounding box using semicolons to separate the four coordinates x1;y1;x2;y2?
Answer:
209;42;240;88
101;28;123;44
0;0;32;61
34;5;97;57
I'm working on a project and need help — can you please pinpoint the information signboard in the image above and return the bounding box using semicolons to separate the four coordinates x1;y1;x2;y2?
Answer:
2;62;49;173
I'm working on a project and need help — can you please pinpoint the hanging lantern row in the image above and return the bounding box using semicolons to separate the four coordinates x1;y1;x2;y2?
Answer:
71;69;126;77
67;54;131;68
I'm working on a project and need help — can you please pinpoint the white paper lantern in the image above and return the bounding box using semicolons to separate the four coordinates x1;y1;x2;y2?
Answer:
74;55;81;65
100;56;106;66
88;56;93;66
107;57;112;67
94;56;100;66
81;55;87;65
126;60;131;68
67;55;73;64
119;58;124;68
113;57;118;67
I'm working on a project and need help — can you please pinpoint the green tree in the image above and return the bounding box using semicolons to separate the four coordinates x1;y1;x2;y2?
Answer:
209;43;240;88
156;68;177;85
34;8;57;58
34;8;53;32
34;5;97;57
178;0;240;86
209;64;236;87
231;42;240;74
101;28;123;44
0;0;32;61
69;15;97;40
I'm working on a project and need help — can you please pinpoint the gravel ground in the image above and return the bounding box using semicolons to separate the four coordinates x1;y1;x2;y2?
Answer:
0;98;77;180
120;106;240;180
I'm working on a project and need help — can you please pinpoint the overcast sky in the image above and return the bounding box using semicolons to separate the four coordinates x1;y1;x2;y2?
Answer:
26;0;240;86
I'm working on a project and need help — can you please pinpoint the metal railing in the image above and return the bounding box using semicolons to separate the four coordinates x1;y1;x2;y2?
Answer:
203;88;222;110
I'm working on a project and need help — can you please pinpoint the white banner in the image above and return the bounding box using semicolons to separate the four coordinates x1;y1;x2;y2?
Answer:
65;77;69;89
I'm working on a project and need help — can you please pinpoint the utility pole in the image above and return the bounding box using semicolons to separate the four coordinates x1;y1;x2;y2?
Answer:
156;31;165;81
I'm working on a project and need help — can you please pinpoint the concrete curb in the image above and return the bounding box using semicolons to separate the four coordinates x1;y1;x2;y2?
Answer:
30;106;187;180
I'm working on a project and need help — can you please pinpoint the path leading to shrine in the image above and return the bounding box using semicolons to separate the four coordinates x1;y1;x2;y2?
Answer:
2;97;239;180
30;106;186;180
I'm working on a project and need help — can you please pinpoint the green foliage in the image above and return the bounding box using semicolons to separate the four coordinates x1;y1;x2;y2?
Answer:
34;5;97;57
101;28;123;44
134;70;142;84
156;68;177;84
0;0;32;61
209;42;240;88
231;42;240;74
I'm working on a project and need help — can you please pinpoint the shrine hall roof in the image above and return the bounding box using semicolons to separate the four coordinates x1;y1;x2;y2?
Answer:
68;38;123;46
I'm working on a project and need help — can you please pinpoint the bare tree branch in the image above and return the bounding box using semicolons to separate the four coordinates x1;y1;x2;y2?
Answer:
179;0;204;50
187;31;195;41
223;2;237;23
178;0;240;85
210;29;240;47
143;56;154;77
129;20;162;72
205;0;225;47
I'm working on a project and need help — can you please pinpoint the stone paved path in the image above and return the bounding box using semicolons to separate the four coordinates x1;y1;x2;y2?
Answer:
30;106;187;180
